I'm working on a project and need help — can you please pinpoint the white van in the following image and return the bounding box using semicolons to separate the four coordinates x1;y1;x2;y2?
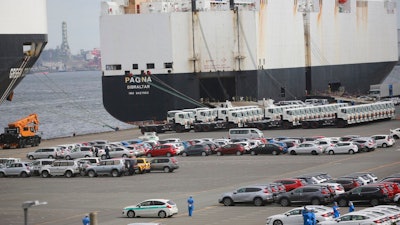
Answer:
228;128;264;140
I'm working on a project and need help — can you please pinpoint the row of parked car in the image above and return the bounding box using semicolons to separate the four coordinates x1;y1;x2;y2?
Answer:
0;156;180;178
218;171;400;208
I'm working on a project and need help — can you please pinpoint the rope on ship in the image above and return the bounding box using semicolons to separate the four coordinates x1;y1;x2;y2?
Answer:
31;73;119;131
0;56;31;104
146;75;207;107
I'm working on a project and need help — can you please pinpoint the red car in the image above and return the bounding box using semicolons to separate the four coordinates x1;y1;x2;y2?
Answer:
215;144;245;156
146;144;177;157
273;178;305;191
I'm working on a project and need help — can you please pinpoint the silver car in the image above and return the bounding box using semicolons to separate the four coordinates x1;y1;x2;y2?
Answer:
288;142;324;155
41;160;80;178
0;162;31;177
31;159;55;176
218;185;274;206
98;146;135;159
26;147;61;160
64;146;94;160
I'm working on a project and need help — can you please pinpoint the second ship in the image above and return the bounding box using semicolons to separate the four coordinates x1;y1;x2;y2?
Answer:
99;0;399;123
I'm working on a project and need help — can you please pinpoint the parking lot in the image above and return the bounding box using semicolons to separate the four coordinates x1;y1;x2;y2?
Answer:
0;119;399;225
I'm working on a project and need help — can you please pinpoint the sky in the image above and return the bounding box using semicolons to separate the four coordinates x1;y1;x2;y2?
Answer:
47;0;103;54
47;0;400;55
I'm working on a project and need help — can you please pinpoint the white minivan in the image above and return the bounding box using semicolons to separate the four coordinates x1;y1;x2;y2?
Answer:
228;128;264;140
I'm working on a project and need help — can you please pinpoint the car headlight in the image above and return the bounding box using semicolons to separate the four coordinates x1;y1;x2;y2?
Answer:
266;218;271;224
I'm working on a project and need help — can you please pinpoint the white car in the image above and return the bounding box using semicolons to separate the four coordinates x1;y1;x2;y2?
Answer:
288;142;324;155
390;128;400;139
138;132;159;141
393;194;400;204
370;134;395;148
325;142;359;155
266;205;334;225
122;199;178;218
319;211;391;225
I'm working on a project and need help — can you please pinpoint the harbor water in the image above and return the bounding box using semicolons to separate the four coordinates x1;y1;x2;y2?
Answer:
0;71;134;140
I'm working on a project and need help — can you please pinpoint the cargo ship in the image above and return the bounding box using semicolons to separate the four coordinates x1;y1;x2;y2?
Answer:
100;0;398;123
0;0;48;105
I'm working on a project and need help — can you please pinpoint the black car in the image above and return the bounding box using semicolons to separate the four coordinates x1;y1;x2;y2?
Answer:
275;185;333;206
249;143;282;155
180;144;211;156
334;186;390;207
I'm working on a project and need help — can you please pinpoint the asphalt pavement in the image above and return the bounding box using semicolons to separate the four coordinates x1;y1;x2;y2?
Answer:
0;119;399;225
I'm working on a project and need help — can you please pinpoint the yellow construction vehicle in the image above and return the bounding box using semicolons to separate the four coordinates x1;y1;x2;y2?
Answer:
0;114;41;149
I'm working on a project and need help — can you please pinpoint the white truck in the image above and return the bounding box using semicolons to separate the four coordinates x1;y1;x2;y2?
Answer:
369;83;400;100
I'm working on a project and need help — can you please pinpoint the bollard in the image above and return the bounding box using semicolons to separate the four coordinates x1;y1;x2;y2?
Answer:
90;212;97;225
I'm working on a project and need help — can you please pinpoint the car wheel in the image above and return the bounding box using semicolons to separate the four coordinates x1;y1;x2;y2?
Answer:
48;155;54;159
253;197;264;206
20;171;28;178
158;210;167;218
370;198;379;206
65;170;73;178
101;155;106;160
111;169;120;177
201;152;207;156
127;210;135;218
328;150;334;155
250;151;256;156
163;167;171;173
28;155;34;160
311;150;318;155
41;170;50;178
382;143;388;148
166;152;172;157
236;151;242;156
84;155;90;158
222;197;234;206
65;155;71;160
280;198;290;207
273;220;283;225
310;198;321;205
0;172;5;177
147;153;152;157
182;152;187;157
88;170;96;178
290;150;296;155
348;149;355;154
122;154;128;158
217;151;222;156
272;151;277;155
338;199;347;207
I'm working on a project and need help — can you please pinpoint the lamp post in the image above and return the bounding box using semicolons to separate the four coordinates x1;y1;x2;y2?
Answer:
22;200;47;225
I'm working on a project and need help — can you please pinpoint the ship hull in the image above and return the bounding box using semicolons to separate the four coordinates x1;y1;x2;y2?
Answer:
0;0;48;105
102;60;396;123
0;34;48;104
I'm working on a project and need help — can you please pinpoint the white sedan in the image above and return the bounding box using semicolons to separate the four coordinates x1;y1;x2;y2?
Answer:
319;211;392;225
122;199;178;218
288;142;323;155
266;205;334;225
325;142;359;155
